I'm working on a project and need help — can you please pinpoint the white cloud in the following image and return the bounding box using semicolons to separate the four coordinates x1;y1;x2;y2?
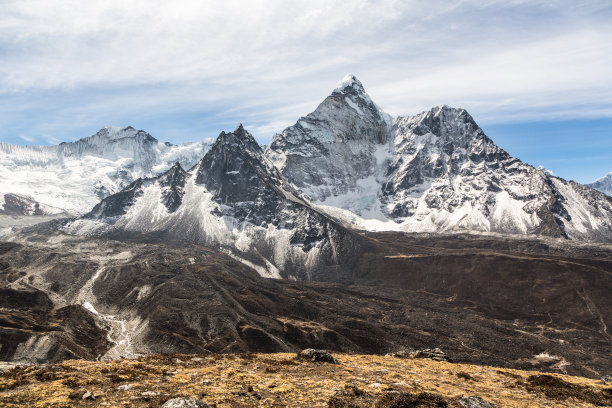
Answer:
0;0;611;143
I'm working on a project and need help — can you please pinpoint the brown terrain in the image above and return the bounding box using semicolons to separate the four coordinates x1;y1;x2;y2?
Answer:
1;352;611;407
1;228;611;381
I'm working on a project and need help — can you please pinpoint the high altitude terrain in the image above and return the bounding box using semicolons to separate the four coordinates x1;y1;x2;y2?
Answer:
0;75;611;385
2;352;611;407
589;171;612;197
0;126;212;215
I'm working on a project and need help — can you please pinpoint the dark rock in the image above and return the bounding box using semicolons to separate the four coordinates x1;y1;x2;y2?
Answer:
602;375;612;384
297;348;339;364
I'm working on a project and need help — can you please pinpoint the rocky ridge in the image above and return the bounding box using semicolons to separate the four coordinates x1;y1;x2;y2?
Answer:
65;125;361;281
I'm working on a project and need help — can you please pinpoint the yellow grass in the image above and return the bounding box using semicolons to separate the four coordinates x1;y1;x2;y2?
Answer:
0;353;609;407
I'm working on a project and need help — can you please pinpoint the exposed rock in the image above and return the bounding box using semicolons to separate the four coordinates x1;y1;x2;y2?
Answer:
297;348;339;364
602;375;612;384
459;396;498;408
160;397;211;408
386;350;411;358
411;348;452;363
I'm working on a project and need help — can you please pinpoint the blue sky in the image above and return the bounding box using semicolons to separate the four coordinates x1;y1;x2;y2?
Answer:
1;1;611;184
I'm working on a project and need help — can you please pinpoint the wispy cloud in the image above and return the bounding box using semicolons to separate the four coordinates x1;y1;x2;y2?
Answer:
0;0;611;145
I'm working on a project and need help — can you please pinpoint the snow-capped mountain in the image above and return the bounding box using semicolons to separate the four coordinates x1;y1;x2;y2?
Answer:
267;75;612;243
0;126;213;215
588;172;612;197
65;125;360;280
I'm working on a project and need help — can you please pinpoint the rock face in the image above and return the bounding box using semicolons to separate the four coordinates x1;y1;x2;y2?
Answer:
0;126;213;215
0;285;112;363
588;171;612;197
267;74;392;203
66;125;361;280
267;76;612;243
0;193;68;216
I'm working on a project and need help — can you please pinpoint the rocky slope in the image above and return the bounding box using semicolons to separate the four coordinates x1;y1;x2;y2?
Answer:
63;125;361;280
267;75;612;243
0;126;212;215
588;171;612;197
1;229;610;378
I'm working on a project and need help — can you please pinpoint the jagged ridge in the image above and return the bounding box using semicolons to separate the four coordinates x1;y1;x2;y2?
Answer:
266;77;612;243
68;125;361;281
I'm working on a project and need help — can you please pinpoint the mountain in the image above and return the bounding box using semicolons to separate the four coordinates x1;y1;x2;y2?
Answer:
0;193;68;216
0;126;213;215
588;172;612;196
64;125;360;280
267;75;612;243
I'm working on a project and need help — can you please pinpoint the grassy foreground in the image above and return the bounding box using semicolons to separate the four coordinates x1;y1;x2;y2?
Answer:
1;353;611;407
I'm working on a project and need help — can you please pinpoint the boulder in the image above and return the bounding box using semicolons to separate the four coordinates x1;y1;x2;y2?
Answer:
411;347;452;362
296;348;339;364
160;398;211;408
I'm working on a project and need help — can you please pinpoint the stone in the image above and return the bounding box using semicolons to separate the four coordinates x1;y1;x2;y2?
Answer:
81;391;95;400
459;396;498;408
411;348;452;362
160;398;212;408
296;348;339;364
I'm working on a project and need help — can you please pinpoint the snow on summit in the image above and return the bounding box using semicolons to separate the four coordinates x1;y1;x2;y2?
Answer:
0;127;213;214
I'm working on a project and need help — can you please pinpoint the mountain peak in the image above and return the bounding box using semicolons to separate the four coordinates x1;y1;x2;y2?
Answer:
84;126;158;145
333;74;365;94
214;125;260;154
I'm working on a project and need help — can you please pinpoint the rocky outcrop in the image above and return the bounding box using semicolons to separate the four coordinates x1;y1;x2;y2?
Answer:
296;349;339;364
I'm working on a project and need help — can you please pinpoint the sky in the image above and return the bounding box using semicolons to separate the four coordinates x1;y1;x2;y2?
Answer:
0;1;611;184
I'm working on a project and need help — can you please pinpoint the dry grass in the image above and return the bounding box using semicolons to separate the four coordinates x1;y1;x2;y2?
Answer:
0;353;610;407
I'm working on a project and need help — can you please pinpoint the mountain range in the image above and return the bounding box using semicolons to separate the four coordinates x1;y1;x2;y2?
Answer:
1;75;611;379
0;126;212;215
54;75;612;268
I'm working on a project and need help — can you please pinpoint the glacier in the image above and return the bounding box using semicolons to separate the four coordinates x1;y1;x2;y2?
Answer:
0;126;213;215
